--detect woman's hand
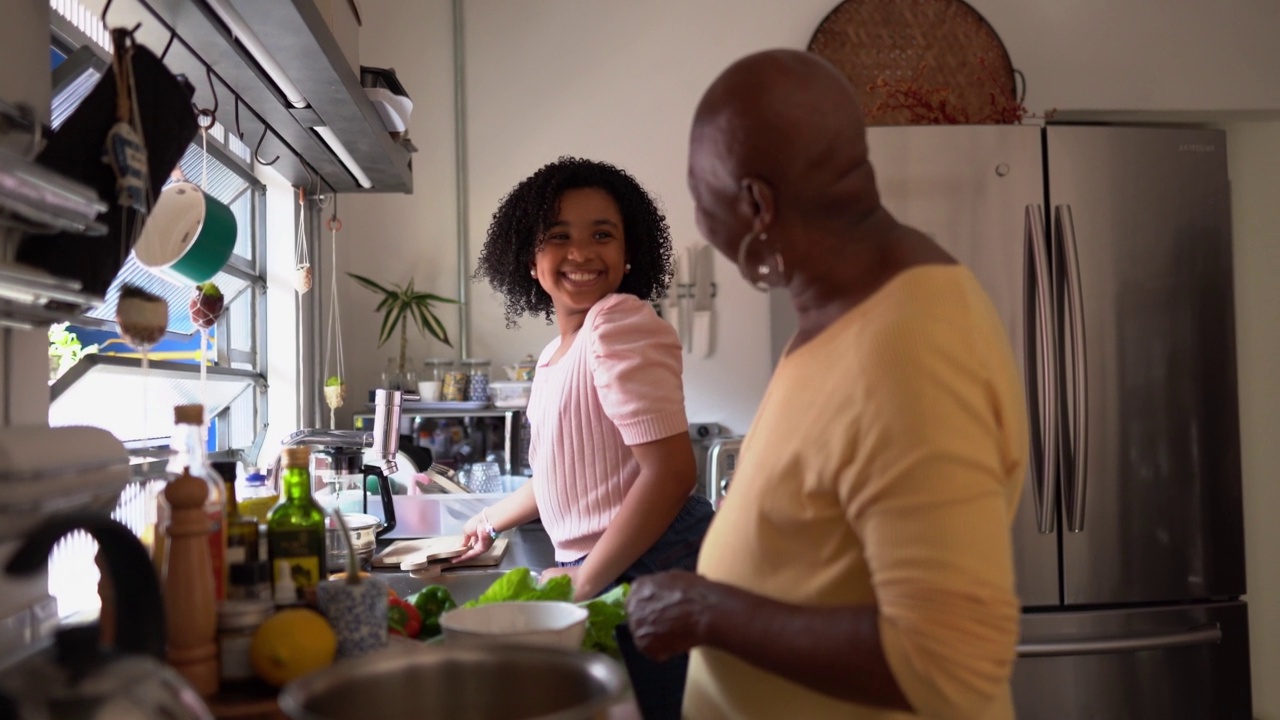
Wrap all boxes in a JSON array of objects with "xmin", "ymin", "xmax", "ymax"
[
  {"xmin": 626, "ymin": 570, "xmax": 719, "ymax": 662},
  {"xmin": 453, "ymin": 513, "xmax": 494, "ymax": 563}
]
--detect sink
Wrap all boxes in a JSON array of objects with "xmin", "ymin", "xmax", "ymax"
[{"xmin": 378, "ymin": 568, "xmax": 514, "ymax": 605}]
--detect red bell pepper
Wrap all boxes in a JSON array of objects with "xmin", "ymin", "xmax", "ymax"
[{"xmin": 388, "ymin": 596, "xmax": 422, "ymax": 638}]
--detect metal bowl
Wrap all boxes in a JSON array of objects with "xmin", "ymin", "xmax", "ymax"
[
  {"xmin": 325, "ymin": 513, "xmax": 381, "ymax": 572},
  {"xmin": 278, "ymin": 643, "xmax": 627, "ymax": 720}
]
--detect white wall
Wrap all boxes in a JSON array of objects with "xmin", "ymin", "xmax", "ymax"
[{"xmin": 1226, "ymin": 121, "xmax": 1280, "ymax": 719}]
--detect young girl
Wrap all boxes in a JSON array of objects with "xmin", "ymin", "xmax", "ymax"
[{"xmin": 461, "ymin": 156, "xmax": 713, "ymax": 719}]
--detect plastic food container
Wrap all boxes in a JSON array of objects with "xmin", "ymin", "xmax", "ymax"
[{"xmin": 489, "ymin": 381, "xmax": 532, "ymax": 408}]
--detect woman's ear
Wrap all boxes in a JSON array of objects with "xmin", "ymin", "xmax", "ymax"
[{"xmin": 739, "ymin": 177, "xmax": 775, "ymax": 232}]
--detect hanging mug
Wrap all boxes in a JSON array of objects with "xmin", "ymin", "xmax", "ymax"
[{"xmin": 134, "ymin": 182, "xmax": 237, "ymax": 285}]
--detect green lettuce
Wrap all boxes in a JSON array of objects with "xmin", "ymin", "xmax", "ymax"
[{"xmin": 462, "ymin": 567, "xmax": 630, "ymax": 657}]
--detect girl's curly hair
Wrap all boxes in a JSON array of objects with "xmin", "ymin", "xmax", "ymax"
[{"xmin": 475, "ymin": 156, "xmax": 674, "ymax": 327}]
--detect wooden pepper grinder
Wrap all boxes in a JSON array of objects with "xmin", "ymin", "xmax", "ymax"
[{"xmin": 163, "ymin": 405, "xmax": 219, "ymax": 696}]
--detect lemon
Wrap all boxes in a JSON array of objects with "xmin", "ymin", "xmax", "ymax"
[{"xmin": 250, "ymin": 608, "xmax": 337, "ymax": 687}]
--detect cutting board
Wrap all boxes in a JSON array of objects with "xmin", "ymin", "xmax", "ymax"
[{"xmin": 373, "ymin": 536, "xmax": 508, "ymax": 570}]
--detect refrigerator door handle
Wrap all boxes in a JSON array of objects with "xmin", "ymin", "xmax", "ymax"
[
  {"xmin": 1017, "ymin": 622, "xmax": 1222, "ymax": 658},
  {"xmin": 1025, "ymin": 204, "xmax": 1057, "ymax": 534},
  {"xmin": 1055, "ymin": 204, "xmax": 1089, "ymax": 532}
]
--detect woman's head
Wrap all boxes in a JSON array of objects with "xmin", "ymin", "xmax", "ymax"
[{"xmin": 476, "ymin": 157, "xmax": 674, "ymax": 326}]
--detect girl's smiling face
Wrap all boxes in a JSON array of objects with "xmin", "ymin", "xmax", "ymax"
[{"xmin": 533, "ymin": 187, "xmax": 628, "ymax": 323}]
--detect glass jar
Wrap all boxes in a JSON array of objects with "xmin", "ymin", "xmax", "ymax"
[
  {"xmin": 463, "ymin": 358, "xmax": 492, "ymax": 403},
  {"xmin": 440, "ymin": 360, "xmax": 469, "ymax": 402},
  {"xmin": 218, "ymin": 599, "xmax": 274, "ymax": 683},
  {"xmin": 420, "ymin": 358, "xmax": 451, "ymax": 402}
]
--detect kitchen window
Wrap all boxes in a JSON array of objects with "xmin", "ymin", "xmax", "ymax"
[{"xmin": 44, "ymin": 0, "xmax": 278, "ymax": 618}]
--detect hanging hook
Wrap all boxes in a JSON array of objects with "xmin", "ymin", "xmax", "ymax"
[
  {"xmin": 233, "ymin": 96, "xmax": 243, "ymax": 141},
  {"xmin": 253, "ymin": 125, "xmax": 280, "ymax": 166},
  {"xmin": 101, "ymin": 0, "xmax": 114, "ymax": 28},
  {"xmin": 326, "ymin": 194, "xmax": 341, "ymax": 231},
  {"xmin": 160, "ymin": 31, "xmax": 176, "ymax": 62},
  {"xmin": 191, "ymin": 65, "xmax": 219, "ymax": 121}
]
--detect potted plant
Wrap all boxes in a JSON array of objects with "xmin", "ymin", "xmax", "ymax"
[
  {"xmin": 48, "ymin": 322, "xmax": 99, "ymax": 382},
  {"xmin": 348, "ymin": 273, "xmax": 457, "ymax": 390}
]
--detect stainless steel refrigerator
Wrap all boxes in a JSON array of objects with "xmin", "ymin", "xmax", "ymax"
[{"xmin": 769, "ymin": 124, "xmax": 1250, "ymax": 719}]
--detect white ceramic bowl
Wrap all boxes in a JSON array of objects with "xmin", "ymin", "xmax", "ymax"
[{"xmin": 440, "ymin": 601, "xmax": 587, "ymax": 651}]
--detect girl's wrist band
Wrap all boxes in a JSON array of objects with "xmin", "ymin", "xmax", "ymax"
[{"xmin": 481, "ymin": 508, "xmax": 499, "ymax": 541}]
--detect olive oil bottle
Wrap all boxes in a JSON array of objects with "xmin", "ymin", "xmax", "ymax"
[{"xmin": 266, "ymin": 447, "xmax": 326, "ymax": 605}]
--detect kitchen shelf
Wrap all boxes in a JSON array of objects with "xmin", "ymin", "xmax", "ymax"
[{"xmin": 133, "ymin": 0, "xmax": 413, "ymax": 193}]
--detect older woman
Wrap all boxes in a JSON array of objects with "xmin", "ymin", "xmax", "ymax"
[{"xmin": 625, "ymin": 49, "xmax": 1028, "ymax": 720}]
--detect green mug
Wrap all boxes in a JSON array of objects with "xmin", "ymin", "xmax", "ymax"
[{"xmin": 134, "ymin": 182, "xmax": 237, "ymax": 285}]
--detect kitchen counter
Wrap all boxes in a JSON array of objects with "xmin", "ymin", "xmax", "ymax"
[
  {"xmin": 368, "ymin": 523, "xmax": 643, "ymax": 719},
  {"xmin": 373, "ymin": 521, "xmax": 556, "ymax": 603}
]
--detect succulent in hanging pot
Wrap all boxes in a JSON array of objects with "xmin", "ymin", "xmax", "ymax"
[
  {"xmin": 188, "ymin": 282, "xmax": 224, "ymax": 330},
  {"xmin": 116, "ymin": 284, "xmax": 169, "ymax": 350},
  {"xmin": 323, "ymin": 376, "xmax": 346, "ymax": 410},
  {"xmin": 294, "ymin": 264, "xmax": 313, "ymax": 295}
]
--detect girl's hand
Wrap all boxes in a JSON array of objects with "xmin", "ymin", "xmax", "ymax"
[
  {"xmin": 454, "ymin": 514, "xmax": 494, "ymax": 563},
  {"xmin": 539, "ymin": 565, "xmax": 595, "ymax": 601}
]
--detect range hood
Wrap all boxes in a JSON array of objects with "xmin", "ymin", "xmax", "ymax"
[{"xmin": 123, "ymin": 0, "xmax": 413, "ymax": 194}]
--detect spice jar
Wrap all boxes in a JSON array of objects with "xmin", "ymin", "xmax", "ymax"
[
  {"xmin": 440, "ymin": 360, "xmax": 468, "ymax": 402},
  {"xmin": 217, "ymin": 599, "xmax": 274, "ymax": 684},
  {"xmin": 463, "ymin": 358, "xmax": 492, "ymax": 403}
]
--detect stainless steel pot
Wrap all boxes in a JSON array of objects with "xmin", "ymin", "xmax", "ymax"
[
  {"xmin": 326, "ymin": 512, "xmax": 381, "ymax": 571},
  {"xmin": 279, "ymin": 644, "xmax": 627, "ymax": 720}
]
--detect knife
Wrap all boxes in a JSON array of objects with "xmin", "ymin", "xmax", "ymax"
[{"xmin": 692, "ymin": 244, "xmax": 714, "ymax": 358}]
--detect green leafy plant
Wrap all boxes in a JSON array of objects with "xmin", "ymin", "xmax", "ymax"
[
  {"xmin": 47, "ymin": 323, "xmax": 99, "ymax": 382},
  {"xmin": 325, "ymin": 375, "xmax": 343, "ymax": 387},
  {"xmin": 348, "ymin": 273, "xmax": 457, "ymax": 380}
]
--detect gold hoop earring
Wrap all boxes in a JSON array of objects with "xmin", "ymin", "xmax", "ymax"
[{"xmin": 736, "ymin": 230, "xmax": 785, "ymax": 292}]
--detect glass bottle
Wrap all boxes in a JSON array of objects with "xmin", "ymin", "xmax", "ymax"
[
  {"xmin": 164, "ymin": 404, "xmax": 227, "ymax": 601},
  {"xmin": 214, "ymin": 461, "xmax": 259, "ymax": 570},
  {"xmin": 267, "ymin": 446, "xmax": 326, "ymax": 606},
  {"xmin": 237, "ymin": 468, "xmax": 280, "ymax": 524}
]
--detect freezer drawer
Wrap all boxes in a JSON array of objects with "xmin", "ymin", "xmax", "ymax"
[{"xmin": 1012, "ymin": 601, "xmax": 1251, "ymax": 720}]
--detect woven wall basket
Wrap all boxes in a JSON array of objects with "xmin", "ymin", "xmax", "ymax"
[{"xmin": 808, "ymin": 0, "xmax": 1020, "ymax": 125}]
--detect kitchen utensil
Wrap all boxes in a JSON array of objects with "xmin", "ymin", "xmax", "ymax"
[
  {"xmin": 426, "ymin": 463, "xmax": 470, "ymax": 494},
  {"xmin": 439, "ymin": 601, "xmax": 588, "ymax": 651},
  {"xmin": 0, "ymin": 512, "xmax": 213, "ymax": 720},
  {"xmin": 133, "ymin": 182, "xmax": 237, "ymax": 285},
  {"xmin": 278, "ymin": 643, "xmax": 626, "ymax": 720},
  {"xmin": 311, "ymin": 447, "xmax": 397, "ymax": 537},
  {"xmin": 371, "ymin": 534, "xmax": 470, "ymax": 570},
  {"xmin": 395, "ymin": 538, "xmax": 509, "ymax": 577},
  {"xmin": 324, "ymin": 512, "xmax": 382, "ymax": 571},
  {"xmin": 692, "ymin": 244, "xmax": 715, "ymax": 358}
]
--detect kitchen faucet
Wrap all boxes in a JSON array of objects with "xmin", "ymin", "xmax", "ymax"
[{"xmin": 278, "ymin": 388, "xmax": 417, "ymax": 474}]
